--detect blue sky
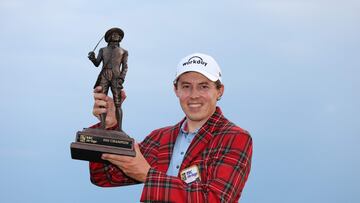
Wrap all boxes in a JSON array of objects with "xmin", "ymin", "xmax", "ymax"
[{"xmin": 0, "ymin": 0, "xmax": 359, "ymax": 202}]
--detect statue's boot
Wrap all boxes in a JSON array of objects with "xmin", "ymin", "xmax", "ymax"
[
  {"xmin": 100, "ymin": 113, "xmax": 107, "ymax": 129},
  {"xmin": 115, "ymin": 107, "xmax": 124, "ymax": 132}
]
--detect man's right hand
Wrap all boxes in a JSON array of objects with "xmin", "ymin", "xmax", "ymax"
[
  {"xmin": 88, "ymin": 51, "xmax": 96, "ymax": 60},
  {"xmin": 93, "ymin": 86, "xmax": 116, "ymax": 128},
  {"xmin": 93, "ymin": 86, "xmax": 127, "ymax": 128}
]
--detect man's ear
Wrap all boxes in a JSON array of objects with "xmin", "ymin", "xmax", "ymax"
[
  {"xmin": 217, "ymin": 85, "xmax": 224, "ymax": 100},
  {"xmin": 174, "ymin": 85, "xmax": 180, "ymax": 98}
]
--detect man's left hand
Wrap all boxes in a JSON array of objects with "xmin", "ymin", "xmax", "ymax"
[{"xmin": 101, "ymin": 143, "xmax": 150, "ymax": 182}]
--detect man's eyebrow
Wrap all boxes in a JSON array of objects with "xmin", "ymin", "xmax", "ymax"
[
  {"xmin": 199, "ymin": 82, "xmax": 210, "ymax": 85},
  {"xmin": 179, "ymin": 81, "xmax": 210, "ymax": 85}
]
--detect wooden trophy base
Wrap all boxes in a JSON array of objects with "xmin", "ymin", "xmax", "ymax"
[{"xmin": 70, "ymin": 128, "xmax": 135, "ymax": 163}]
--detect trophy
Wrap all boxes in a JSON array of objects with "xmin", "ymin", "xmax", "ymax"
[{"xmin": 71, "ymin": 27, "xmax": 135, "ymax": 163}]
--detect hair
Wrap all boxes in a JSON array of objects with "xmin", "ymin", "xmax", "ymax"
[
  {"xmin": 174, "ymin": 79, "xmax": 222, "ymax": 90},
  {"xmin": 214, "ymin": 80, "xmax": 222, "ymax": 89}
]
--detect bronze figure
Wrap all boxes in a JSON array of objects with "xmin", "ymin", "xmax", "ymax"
[
  {"xmin": 88, "ymin": 27, "xmax": 128, "ymax": 131},
  {"xmin": 71, "ymin": 27, "xmax": 135, "ymax": 163}
]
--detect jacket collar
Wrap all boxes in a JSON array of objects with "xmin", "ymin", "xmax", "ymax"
[
  {"xmin": 179, "ymin": 106, "xmax": 224, "ymax": 172},
  {"xmin": 155, "ymin": 107, "xmax": 225, "ymax": 174},
  {"xmin": 178, "ymin": 106, "xmax": 224, "ymax": 136}
]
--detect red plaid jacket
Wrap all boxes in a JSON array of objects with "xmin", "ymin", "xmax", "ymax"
[{"xmin": 90, "ymin": 107, "xmax": 253, "ymax": 202}]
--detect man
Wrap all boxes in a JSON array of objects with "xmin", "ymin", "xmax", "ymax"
[
  {"xmin": 89, "ymin": 53, "xmax": 253, "ymax": 202},
  {"xmin": 88, "ymin": 27, "xmax": 128, "ymax": 131}
]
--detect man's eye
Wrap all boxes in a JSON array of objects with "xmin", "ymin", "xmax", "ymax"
[
  {"xmin": 182, "ymin": 85, "xmax": 190, "ymax": 89},
  {"xmin": 201, "ymin": 85, "xmax": 209, "ymax": 89}
]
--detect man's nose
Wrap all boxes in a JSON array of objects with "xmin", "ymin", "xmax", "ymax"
[{"xmin": 189, "ymin": 88, "xmax": 200, "ymax": 98}]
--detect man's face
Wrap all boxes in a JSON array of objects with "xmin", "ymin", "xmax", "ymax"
[
  {"xmin": 174, "ymin": 72, "xmax": 224, "ymax": 123},
  {"xmin": 110, "ymin": 32, "xmax": 121, "ymax": 42}
]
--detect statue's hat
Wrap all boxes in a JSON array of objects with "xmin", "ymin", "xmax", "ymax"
[{"xmin": 104, "ymin": 27, "xmax": 124, "ymax": 42}]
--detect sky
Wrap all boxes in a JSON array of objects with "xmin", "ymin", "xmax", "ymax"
[{"xmin": 0, "ymin": 0, "xmax": 359, "ymax": 202}]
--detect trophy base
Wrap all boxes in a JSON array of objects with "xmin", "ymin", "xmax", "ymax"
[{"xmin": 70, "ymin": 128, "xmax": 136, "ymax": 163}]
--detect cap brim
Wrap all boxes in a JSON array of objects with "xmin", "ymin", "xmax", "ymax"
[{"xmin": 174, "ymin": 68, "xmax": 219, "ymax": 83}]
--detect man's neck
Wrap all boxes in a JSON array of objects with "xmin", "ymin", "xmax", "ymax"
[
  {"xmin": 108, "ymin": 41, "xmax": 120, "ymax": 47},
  {"xmin": 185, "ymin": 108, "xmax": 217, "ymax": 133},
  {"xmin": 186, "ymin": 118, "xmax": 208, "ymax": 133}
]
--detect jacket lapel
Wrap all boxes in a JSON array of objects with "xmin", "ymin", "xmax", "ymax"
[
  {"xmin": 155, "ymin": 121, "xmax": 182, "ymax": 173},
  {"xmin": 179, "ymin": 107, "xmax": 223, "ymax": 171},
  {"xmin": 179, "ymin": 126, "xmax": 213, "ymax": 171}
]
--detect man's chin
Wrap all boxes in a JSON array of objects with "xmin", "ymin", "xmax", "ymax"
[{"xmin": 186, "ymin": 113, "xmax": 206, "ymax": 122}]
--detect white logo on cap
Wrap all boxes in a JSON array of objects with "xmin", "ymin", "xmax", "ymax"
[{"xmin": 182, "ymin": 56, "xmax": 208, "ymax": 67}]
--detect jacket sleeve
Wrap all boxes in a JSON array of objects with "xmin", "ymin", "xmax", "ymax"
[
  {"xmin": 89, "ymin": 162, "xmax": 139, "ymax": 187},
  {"xmin": 89, "ymin": 125, "xmax": 160, "ymax": 187},
  {"xmin": 140, "ymin": 133, "xmax": 253, "ymax": 203}
]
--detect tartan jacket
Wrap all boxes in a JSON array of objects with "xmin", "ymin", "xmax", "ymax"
[{"xmin": 89, "ymin": 107, "xmax": 253, "ymax": 203}]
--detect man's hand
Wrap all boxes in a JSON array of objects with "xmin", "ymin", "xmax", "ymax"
[
  {"xmin": 102, "ymin": 143, "xmax": 150, "ymax": 182},
  {"xmin": 88, "ymin": 51, "xmax": 96, "ymax": 60},
  {"xmin": 93, "ymin": 86, "xmax": 126, "ymax": 128}
]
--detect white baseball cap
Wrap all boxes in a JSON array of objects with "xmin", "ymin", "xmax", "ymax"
[{"xmin": 174, "ymin": 53, "xmax": 222, "ymax": 84}]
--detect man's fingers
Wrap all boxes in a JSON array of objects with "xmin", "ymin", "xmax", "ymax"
[
  {"xmin": 94, "ymin": 99, "xmax": 107, "ymax": 108},
  {"xmin": 92, "ymin": 107, "xmax": 106, "ymax": 117},
  {"xmin": 93, "ymin": 86, "xmax": 103, "ymax": 93},
  {"xmin": 134, "ymin": 143, "xmax": 141, "ymax": 153},
  {"xmin": 94, "ymin": 92, "xmax": 107, "ymax": 101},
  {"xmin": 93, "ymin": 86, "xmax": 108, "ymax": 101},
  {"xmin": 92, "ymin": 98, "xmax": 107, "ymax": 116},
  {"xmin": 121, "ymin": 90, "xmax": 127, "ymax": 100},
  {"xmin": 102, "ymin": 154, "xmax": 131, "ymax": 163}
]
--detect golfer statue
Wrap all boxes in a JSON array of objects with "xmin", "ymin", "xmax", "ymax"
[{"xmin": 88, "ymin": 27, "xmax": 128, "ymax": 131}]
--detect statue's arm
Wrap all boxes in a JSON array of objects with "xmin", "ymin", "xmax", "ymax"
[
  {"xmin": 120, "ymin": 50, "xmax": 128, "ymax": 81},
  {"xmin": 88, "ymin": 49, "xmax": 103, "ymax": 67}
]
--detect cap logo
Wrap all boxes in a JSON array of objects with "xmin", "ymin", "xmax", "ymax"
[{"xmin": 183, "ymin": 56, "xmax": 208, "ymax": 67}]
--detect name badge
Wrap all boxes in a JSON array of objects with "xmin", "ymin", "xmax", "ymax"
[{"xmin": 180, "ymin": 165, "xmax": 201, "ymax": 184}]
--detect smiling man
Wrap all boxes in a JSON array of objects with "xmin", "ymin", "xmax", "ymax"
[{"xmin": 89, "ymin": 53, "xmax": 253, "ymax": 202}]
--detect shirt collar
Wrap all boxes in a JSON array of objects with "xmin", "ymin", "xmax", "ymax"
[
  {"xmin": 177, "ymin": 106, "xmax": 224, "ymax": 136},
  {"xmin": 180, "ymin": 120, "xmax": 200, "ymax": 135}
]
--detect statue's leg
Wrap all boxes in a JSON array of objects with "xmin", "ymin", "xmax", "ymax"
[
  {"xmin": 99, "ymin": 77, "xmax": 110, "ymax": 129},
  {"xmin": 115, "ymin": 106, "xmax": 123, "ymax": 132},
  {"xmin": 111, "ymin": 83, "xmax": 123, "ymax": 131}
]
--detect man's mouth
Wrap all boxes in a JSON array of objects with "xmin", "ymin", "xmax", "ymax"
[{"xmin": 188, "ymin": 103, "xmax": 202, "ymax": 108}]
